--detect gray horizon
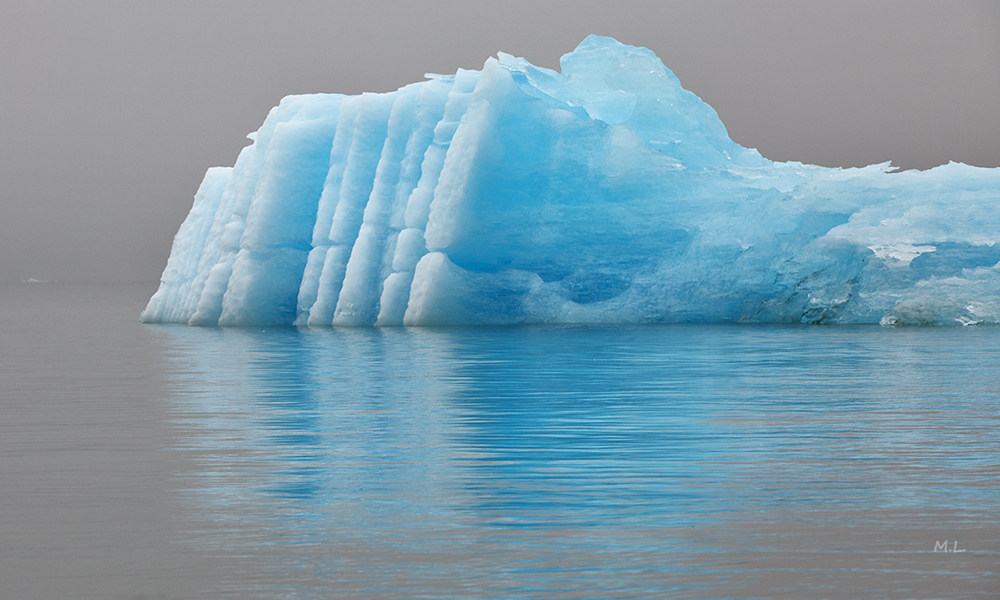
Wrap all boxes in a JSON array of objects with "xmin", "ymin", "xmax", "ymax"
[{"xmin": 1, "ymin": 0, "xmax": 997, "ymax": 284}]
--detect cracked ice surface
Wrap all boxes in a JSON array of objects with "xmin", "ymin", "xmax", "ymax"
[{"xmin": 142, "ymin": 35, "xmax": 1000, "ymax": 327}]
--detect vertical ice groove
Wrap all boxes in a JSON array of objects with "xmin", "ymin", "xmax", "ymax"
[
  {"xmin": 403, "ymin": 61, "xmax": 514, "ymax": 326},
  {"xmin": 177, "ymin": 146, "xmax": 253, "ymax": 322},
  {"xmin": 375, "ymin": 69, "xmax": 482, "ymax": 325},
  {"xmin": 425, "ymin": 59, "xmax": 510, "ymax": 252},
  {"xmin": 218, "ymin": 94, "xmax": 343, "ymax": 326},
  {"xmin": 307, "ymin": 92, "xmax": 397, "ymax": 325},
  {"xmin": 140, "ymin": 167, "xmax": 231, "ymax": 323},
  {"xmin": 401, "ymin": 70, "xmax": 483, "ymax": 231},
  {"xmin": 294, "ymin": 97, "xmax": 359, "ymax": 325},
  {"xmin": 333, "ymin": 85, "xmax": 421, "ymax": 326},
  {"xmin": 189, "ymin": 96, "xmax": 312, "ymax": 325},
  {"xmin": 371, "ymin": 78, "xmax": 455, "ymax": 326}
]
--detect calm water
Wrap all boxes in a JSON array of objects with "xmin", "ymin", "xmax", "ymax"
[{"xmin": 1, "ymin": 283, "xmax": 998, "ymax": 599}]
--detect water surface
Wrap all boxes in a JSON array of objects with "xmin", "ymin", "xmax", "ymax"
[{"xmin": 2, "ymin": 283, "xmax": 997, "ymax": 599}]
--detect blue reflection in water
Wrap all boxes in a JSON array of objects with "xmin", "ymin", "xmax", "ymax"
[{"xmin": 151, "ymin": 324, "xmax": 1000, "ymax": 599}]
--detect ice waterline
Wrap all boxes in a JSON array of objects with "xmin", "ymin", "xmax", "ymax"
[{"xmin": 142, "ymin": 36, "xmax": 1000, "ymax": 327}]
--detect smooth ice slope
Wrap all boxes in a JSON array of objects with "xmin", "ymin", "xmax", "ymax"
[{"xmin": 143, "ymin": 36, "xmax": 1000, "ymax": 327}]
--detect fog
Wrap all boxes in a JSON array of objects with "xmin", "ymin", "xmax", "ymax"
[{"xmin": 1, "ymin": 0, "xmax": 997, "ymax": 283}]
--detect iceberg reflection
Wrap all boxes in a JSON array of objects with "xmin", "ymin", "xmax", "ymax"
[{"xmin": 151, "ymin": 324, "xmax": 1000, "ymax": 598}]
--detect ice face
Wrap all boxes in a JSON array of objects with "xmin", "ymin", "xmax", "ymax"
[{"xmin": 142, "ymin": 35, "xmax": 1000, "ymax": 327}]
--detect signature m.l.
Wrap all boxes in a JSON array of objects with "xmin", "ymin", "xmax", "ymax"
[{"xmin": 934, "ymin": 541, "xmax": 966, "ymax": 553}]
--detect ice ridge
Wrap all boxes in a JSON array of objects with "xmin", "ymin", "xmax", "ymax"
[{"xmin": 142, "ymin": 35, "xmax": 1000, "ymax": 327}]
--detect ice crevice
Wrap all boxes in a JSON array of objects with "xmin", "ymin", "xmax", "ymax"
[{"xmin": 142, "ymin": 35, "xmax": 1000, "ymax": 327}]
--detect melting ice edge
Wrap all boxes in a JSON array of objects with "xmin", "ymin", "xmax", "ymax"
[{"xmin": 143, "ymin": 36, "xmax": 1000, "ymax": 327}]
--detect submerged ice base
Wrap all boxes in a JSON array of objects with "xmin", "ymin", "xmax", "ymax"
[{"xmin": 143, "ymin": 36, "xmax": 1000, "ymax": 327}]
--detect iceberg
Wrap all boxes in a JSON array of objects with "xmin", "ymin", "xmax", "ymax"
[{"xmin": 142, "ymin": 35, "xmax": 1000, "ymax": 327}]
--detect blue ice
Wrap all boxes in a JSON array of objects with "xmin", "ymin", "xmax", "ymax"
[{"xmin": 142, "ymin": 35, "xmax": 1000, "ymax": 327}]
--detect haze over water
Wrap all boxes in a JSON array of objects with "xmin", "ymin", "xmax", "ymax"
[{"xmin": 2, "ymin": 283, "xmax": 997, "ymax": 599}]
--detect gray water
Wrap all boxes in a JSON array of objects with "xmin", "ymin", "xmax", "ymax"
[{"xmin": 1, "ymin": 283, "xmax": 997, "ymax": 599}]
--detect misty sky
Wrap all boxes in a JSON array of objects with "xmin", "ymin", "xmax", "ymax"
[{"xmin": 1, "ymin": 0, "xmax": 998, "ymax": 283}]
